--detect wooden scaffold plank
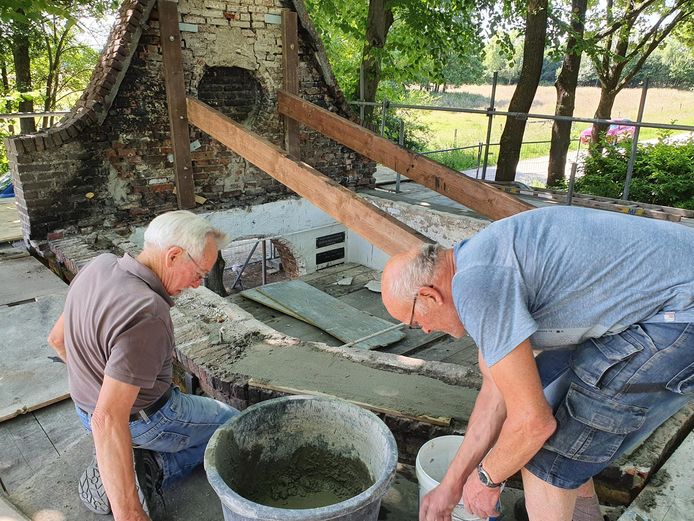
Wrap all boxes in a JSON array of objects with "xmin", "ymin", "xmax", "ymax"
[
  {"xmin": 186, "ymin": 97, "xmax": 431, "ymax": 256},
  {"xmin": 277, "ymin": 90, "xmax": 533, "ymax": 221}
]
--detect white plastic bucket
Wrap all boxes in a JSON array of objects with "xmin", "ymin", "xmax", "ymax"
[{"xmin": 415, "ymin": 435, "xmax": 486, "ymax": 521}]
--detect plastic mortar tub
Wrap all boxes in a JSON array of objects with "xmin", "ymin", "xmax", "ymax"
[
  {"xmin": 204, "ymin": 395, "xmax": 398, "ymax": 521},
  {"xmin": 416, "ymin": 435, "xmax": 487, "ymax": 521}
]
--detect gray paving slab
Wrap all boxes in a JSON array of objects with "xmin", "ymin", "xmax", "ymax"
[
  {"xmin": 618, "ymin": 431, "xmax": 694, "ymax": 521},
  {"xmin": 0, "ymin": 293, "xmax": 69, "ymax": 422},
  {"xmin": 0, "ymin": 254, "xmax": 67, "ymax": 306}
]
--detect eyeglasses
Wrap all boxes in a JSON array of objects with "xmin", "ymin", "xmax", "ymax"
[
  {"xmin": 407, "ymin": 292, "xmax": 420, "ymax": 329},
  {"xmin": 185, "ymin": 251, "xmax": 209, "ymax": 280},
  {"xmin": 407, "ymin": 285, "xmax": 433, "ymax": 330}
]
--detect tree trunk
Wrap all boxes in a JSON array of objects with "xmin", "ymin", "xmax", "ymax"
[
  {"xmin": 495, "ymin": 0, "xmax": 548, "ymax": 182},
  {"xmin": 12, "ymin": 13, "xmax": 36, "ymax": 135},
  {"xmin": 358, "ymin": 0, "xmax": 393, "ymax": 127},
  {"xmin": 1, "ymin": 56, "xmax": 15, "ymax": 135},
  {"xmin": 547, "ymin": 0, "xmax": 588, "ymax": 187},
  {"xmin": 592, "ymin": 87, "xmax": 618, "ymax": 133}
]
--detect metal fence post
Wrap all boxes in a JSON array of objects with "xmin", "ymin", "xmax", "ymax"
[
  {"xmin": 396, "ymin": 119, "xmax": 404, "ymax": 193},
  {"xmin": 380, "ymin": 99, "xmax": 388, "ymax": 137},
  {"xmin": 622, "ymin": 79, "xmax": 649, "ymax": 201},
  {"xmin": 567, "ymin": 162, "xmax": 578, "ymax": 205},
  {"xmin": 481, "ymin": 72, "xmax": 498, "ymax": 180},
  {"xmin": 475, "ymin": 142, "xmax": 483, "ymax": 179}
]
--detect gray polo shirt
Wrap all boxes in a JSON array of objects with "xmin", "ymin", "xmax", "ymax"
[{"xmin": 64, "ymin": 253, "xmax": 175, "ymax": 413}]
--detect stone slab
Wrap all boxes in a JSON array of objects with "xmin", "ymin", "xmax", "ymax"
[
  {"xmin": 243, "ymin": 280, "xmax": 405, "ymax": 349},
  {"xmin": 0, "ymin": 294, "xmax": 69, "ymax": 422},
  {"xmin": 0, "ymin": 197, "xmax": 22, "ymax": 243},
  {"xmin": 618, "ymin": 431, "xmax": 694, "ymax": 520},
  {"xmin": 0, "ymin": 254, "xmax": 67, "ymax": 306},
  {"xmin": 0, "ymin": 496, "xmax": 30, "ymax": 521}
]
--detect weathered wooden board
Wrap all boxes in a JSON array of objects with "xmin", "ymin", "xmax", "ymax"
[
  {"xmin": 242, "ymin": 280, "xmax": 405, "ymax": 349},
  {"xmin": 0, "ymin": 496, "xmax": 30, "ymax": 520},
  {"xmin": 0, "ymin": 254, "xmax": 67, "ymax": 306},
  {"xmin": 0, "ymin": 294, "xmax": 69, "ymax": 422},
  {"xmin": 0, "ymin": 197, "xmax": 22, "ymax": 243},
  {"xmin": 187, "ymin": 97, "xmax": 430, "ymax": 256}
]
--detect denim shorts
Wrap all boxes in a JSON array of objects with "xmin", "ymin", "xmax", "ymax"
[
  {"xmin": 76, "ymin": 386, "xmax": 238, "ymax": 485},
  {"xmin": 525, "ymin": 322, "xmax": 694, "ymax": 489}
]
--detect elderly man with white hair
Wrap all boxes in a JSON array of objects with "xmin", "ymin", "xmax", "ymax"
[
  {"xmin": 48, "ymin": 210, "xmax": 238, "ymax": 521},
  {"xmin": 381, "ymin": 206, "xmax": 694, "ymax": 521}
]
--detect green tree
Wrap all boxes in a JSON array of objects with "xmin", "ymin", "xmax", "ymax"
[
  {"xmin": 305, "ymin": 0, "xmax": 483, "ymax": 125},
  {"xmin": 547, "ymin": 0, "xmax": 588, "ymax": 187},
  {"xmin": 584, "ymin": 0, "xmax": 694, "ymax": 142},
  {"xmin": 0, "ymin": 0, "xmax": 115, "ymax": 134},
  {"xmin": 495, "ymin": 0, "xmax": 549, "ymax": 182},
  {"xmin": 482, "ymin": 31, "xmax": 524, "ymax": 84}
]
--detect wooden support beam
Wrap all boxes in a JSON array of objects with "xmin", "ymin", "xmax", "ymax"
[
  {"xmin": 158, "ymin": 0, "xmax": 195, "ymax": 209},
  {"xmin": 282, "ymin": 10, "xmax": 300, "ymax": 158},
  {"xmin": 277, "ymin": 90, "xmax": 534, "ymax": 221},
  {"xmin": 187, "ymin": 97, "xmax": 431, "ymax": 256}
]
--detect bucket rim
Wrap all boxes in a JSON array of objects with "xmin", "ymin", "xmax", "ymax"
[
  {"xmin": 415, "ymin": 435, "xmax": 465, "ymax": 484},
  {"xmin": 204, "ymin": 395, "xmax": 398, "ymax": 521}
]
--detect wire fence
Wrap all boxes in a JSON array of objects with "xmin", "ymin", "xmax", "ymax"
[{"xmin": 351, "ymin": 75, "xmax": 694, "ymax": 200}]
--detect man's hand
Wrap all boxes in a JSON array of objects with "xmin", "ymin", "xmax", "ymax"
[
  {"xmin": 462, "ymin": 469, "xmax": 501, "ymax": 519},
  {"xmin": 419, "ymin": 481, "xmax": 462, "ymax": 521}
]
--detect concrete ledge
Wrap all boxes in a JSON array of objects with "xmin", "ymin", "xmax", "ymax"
[{"xmin": 618, "ymin": 430, "xmax": 694, "ymax": 520}]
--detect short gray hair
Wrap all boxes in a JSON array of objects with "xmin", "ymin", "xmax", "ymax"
[
  {"xmin": 143, "ymin": 210, "xmax": 228, "ymax": 258},
  {"xmin": 389, "ymin": 243, "xmax": 445, "ymax": 300}
]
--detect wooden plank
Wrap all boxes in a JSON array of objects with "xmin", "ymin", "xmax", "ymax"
[
  {"xmin": 0, "ymin": 254, "xmax": 67, "ymax": 306},
  {"xmin": 0, "ymin": 295, "xmax": 69, "ymax": 423},
  {"xmin": 282, "ymin": 10, "xmax": 300, "ymax": 158},
  {"xmin": 187, "ymin": 97, "xmax": 430, "ymax": 256},
  {"xmin": 0, "ymin": 412, "xmax": 60, "ymax": 491},
  {"xmin": 0, "ymin": 495, "xmax": 30, "ymax": 520},
  {"xmin": 496, "ymin": 185, "xmax": 681, "ymax": 222},
  {"xmin": 0, "ymin": 197, "xmax": 22, "ymax": 243},
  {"xmin": 248, "ymin": 379, "xmax": 452, "ymax": 427},
  {"xmin": 276, "ymin": 90, "xmax": 533, "ymax": 221},
  {"xmin": 158, "ymin": 0, "xmax": 195, "ymax": 209},
  {"xmin": 246, "ymin": 280, "xmax": 405, "ymax": 349}
]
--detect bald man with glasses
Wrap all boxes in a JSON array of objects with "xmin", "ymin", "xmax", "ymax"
[{"xmin": 381, "ymin": 206, "xmax": 694, "ymax": 521}]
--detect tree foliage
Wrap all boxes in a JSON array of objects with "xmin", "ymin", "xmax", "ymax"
[
  {"xmin": 576, "ymin": 139, "xmax": 694, "ymax": 210},
  {"xmin": 305, "ymin": 0, "xmax": 485, "ymax": 102}
]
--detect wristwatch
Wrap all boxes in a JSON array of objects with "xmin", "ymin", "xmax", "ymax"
[{"xmin": 477, "ymin": 462, "xmax": 505, "ymax": 488}]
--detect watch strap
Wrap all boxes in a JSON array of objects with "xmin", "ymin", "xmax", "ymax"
[{"xmin": 477, "ymin": 463, "xmax": 504, "ymax": 488}]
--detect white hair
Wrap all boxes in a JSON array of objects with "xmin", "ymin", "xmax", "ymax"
[
  {"xmin": 143, "ymin": 210, "xmax": 228, "ymax": 258},
  {"xmin": 389, "ymin": 243, "xmax": 444, "ymax": 300}
]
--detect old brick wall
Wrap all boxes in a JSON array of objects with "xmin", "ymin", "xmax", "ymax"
[{"xmin": 6, "ymin": 0, "xmax": 374, "ymax": 247}]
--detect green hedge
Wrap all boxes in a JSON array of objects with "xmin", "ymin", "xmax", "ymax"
[{"xmin": 575, "ymin": 139, "xmax": 694, "ymax": 210}]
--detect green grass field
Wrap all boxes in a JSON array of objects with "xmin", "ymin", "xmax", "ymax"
[{"xmin": 399, "ymin": 85, "xmax": 694, "ymax": 166}]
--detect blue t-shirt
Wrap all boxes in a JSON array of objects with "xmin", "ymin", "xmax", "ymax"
[{"xmin": 452, "ymin": 206, "xmax": 694, "ymax": 366}]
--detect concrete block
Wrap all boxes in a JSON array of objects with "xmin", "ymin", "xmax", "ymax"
[{"xmin": 618, "ymin": 432, "xmax": 694, "ymax": 520}]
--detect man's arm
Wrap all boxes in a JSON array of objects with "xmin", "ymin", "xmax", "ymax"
[
  {"xmin": 91, "ymin": 375, "xmax": 149, "ymax": 521},
  {"xmin": 47, "ymin": 313, "xmax": 66, "ymax": 362},
  {"xmin": 419, "ymin": 353, "xmax": 507, "ymax": 520},
  {"xmin": 462, "ymin": 339, "xmax": 556, "ymax": 518}
]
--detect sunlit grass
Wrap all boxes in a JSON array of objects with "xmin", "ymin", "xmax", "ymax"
[{"xmin": 400, "ymin": 85, "xmax": 694, "ymax": 164}]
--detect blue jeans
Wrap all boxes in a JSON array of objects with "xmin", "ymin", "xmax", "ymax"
[
  {"xmin": 526, "ymin": 322, "xmax": 694, "ymax": 489},
  {"xmin": 76, "ymin": 386, "xmax": 238, "ymax": 487}
]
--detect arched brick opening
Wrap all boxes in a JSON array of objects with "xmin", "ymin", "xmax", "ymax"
[{"xmin": 197, "ymin": 66, "xmax": 263, "ymax": 124}]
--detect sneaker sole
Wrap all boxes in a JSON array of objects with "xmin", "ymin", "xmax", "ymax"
[{"xmin": 78, "ymin": 466, "xmax": 111, "ymax": 515}]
